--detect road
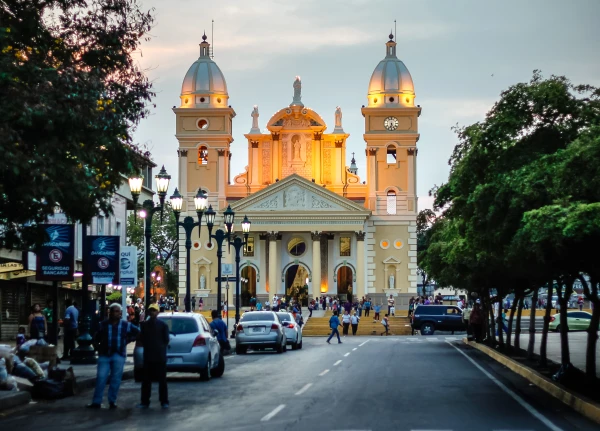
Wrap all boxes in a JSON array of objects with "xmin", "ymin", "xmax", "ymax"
[{"xmin": 1, "ymin": 336, "xmax": 597, "ymax": 431}]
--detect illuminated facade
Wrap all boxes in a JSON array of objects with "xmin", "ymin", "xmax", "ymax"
[{"xmin": 174, "ymin": 34, "xmax": 421, "ymax": 308}]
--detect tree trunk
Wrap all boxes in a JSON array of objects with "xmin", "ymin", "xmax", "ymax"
[
  {"xmin": 514, "ymin": 296, "xmax": 524, "ymax": 351},
  {"xmin": 581, "ymin": 275, "xmax": 599, "ymax": 379},
  {"xmin": 557, "ymin": 278, "xmax": 574, "ymax": 368},
  {"xmin": 506, "ymin": 295, "xmax": 518, "ymax": 348},
  {"xmin": 527, "ymin": 289, "xmax": 539, "ymax": 360},
  {"xmin": 540, "ymin": 283, "xmax": 553, "ymax": 368}
]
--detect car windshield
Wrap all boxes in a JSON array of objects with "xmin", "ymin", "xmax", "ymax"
[
  {"xmin": 240, "ymin": 312, "xmax": 275, "ymax": 322},
  {"xmin": 159, "ymin": 317, "xmax": 199, "ymax": 334},
  {"xmin": 277, "ymin": 313, "xmax": 293, "ymax": 322}
]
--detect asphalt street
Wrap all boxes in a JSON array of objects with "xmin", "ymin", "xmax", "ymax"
[{"xmin": 1, "ymin": 335, "xmax": 598, "ymax": 431}]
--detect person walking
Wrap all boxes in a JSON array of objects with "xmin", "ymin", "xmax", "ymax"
[
  {"xmin": 209, "ymin": 309, "xmax": 230, "ymax": 352},
  {"xmin": 351, "ymin": 312, "xmax": 360, "ymax": 336},
  {"xmin": 87, "ymin": 304, "xmax": 140, "ymax": 409},
  {"xmin": 138, "ymin": 303, "xmax": 170, "ymax": 409},
  {"xmin": 341, "ymin": 310, "xmax": 351, "ymax": 336},
  {"xmin": 28, "ymin": 303, "xmax": 47, "ymax": 341},
  {"xmin": 43, "ymin": 300, "xmax": 57, "ymax": 344},
  {"xmin": 380, "ymin": 314, "xmax": 390, "ymax": 336},
  {"xmin": 326, "ymin": 311, "xmax": 342, "ymax": 344},
  {"xmin": 469, "ymin": 301, "xmax": 484, "ymax": 343},
  {"xmin": 408, "ymin": 297, "xmax": 415, "ymax": 319},
  {"xmin": 62, "ymin": 300, "xmax": 79, "ymax": 359},
  {"xmin": 364, "ymin": 298, "xmax": 371, "ymax": 317},
  {"xmin": 191, "ymin": 297, "xmax": 196, "ymax": 312},
  {"xmin": 357, "ymin": 300, "xmax": 363, "ymax": 318},
  {"xmin": 373, "ymin": 303, "xmax": 381, "ymax": 322}
]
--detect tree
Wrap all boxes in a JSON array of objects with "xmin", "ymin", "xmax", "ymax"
[{"xmin": 0, "ymin": 0, "xmax": 155, "ymax": 248}]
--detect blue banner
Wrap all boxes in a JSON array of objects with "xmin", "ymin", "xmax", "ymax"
[
  {"xmin": 36, "ymin": 224, "xmax": 75, "ymax": 281},
  {"xmin": 86, "ymin": 236, "xmax": 120, "ymax": 285}
]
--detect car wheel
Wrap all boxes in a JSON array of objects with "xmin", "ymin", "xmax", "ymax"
[
  {"xmin": 283, "ymin": 342, "xmax": 287, "ymax": 352},
  {"xmin": 276, "ymin": 341, "xmax": 284, "ymax": 354},
  {"xmin": 291, "ymin": 337, "xmax": 298, "ymax": 350},
  {"xmin": 212, "ymin": 353, "xmax": 225, "ymax": 378},
  {"xmin": 421, "ymin": 322, "xmax": 435, "ymax": 336},
  {"xmin": 235, "ymin": 345, "xmax": 247, "ymax": 355},
  {"xmin": 200, "ymin": 355, "xmax": 212, "ymax": 381},
  {"xmin": 298, "ymin": 340, "xmax": 303, "ymax": 349},
  {"xmin": 134, "ymin": 368, "xmax": 143, "ymax": 383},
  {"xmin": 555, "ymin": 325, "xmax": 561, "ymax": 332}
]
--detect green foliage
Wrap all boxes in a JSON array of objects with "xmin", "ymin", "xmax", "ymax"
[
  {"xmin": 106, "ymin": 291, "xmax": 122, "ymax": 303},
  {"xmin": 0, "ymin": 0, "xmax": 155, "ymax": 248}
]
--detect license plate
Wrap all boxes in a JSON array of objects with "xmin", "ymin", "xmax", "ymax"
[
  {"xmin": 167, "ymin": 357, "xmax": 183, "ymax": 364},
  {"xmin": 252, "ymin": 327, "xmax": 264, "ymax": 333}
]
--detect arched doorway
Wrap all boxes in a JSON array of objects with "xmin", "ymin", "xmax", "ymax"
[
  {"xmin": 337, "ymin": 266, "xmax": 353, "ymax": 302},
  {"xmin": 285, "ymin": 264, "xmax": 309, "ymax": 306},
  {"xmin": 240, "ymin": 266, "xmax": 257, "ymax": 306}
]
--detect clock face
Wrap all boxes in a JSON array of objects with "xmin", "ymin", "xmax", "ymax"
[{"xmin": 384, "ymin": 116, "xmax": 399, "ymax": 131}]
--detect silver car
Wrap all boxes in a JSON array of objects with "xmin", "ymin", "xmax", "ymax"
[
  {"xmin": 276, "ymin": 312, "xmax": 303, "ymax": 350},
  {"xmin": 235, "ymin": 311, "xmax": 287, "ymax": 354},
  {"xmin": 134, "ymin": 313, "xmax": 224, "ymax": 381}
]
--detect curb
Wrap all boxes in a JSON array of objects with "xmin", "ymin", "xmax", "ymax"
[
  {"xmin": 0, "ymin": 391, "xmax": 32, "ymax": 413},
  {"xmin": 462, "ymin": 338, "xmax": 600, "ymax": 424}
]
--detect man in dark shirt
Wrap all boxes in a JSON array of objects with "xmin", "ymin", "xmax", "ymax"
[
  {"xmin": 209, "ymin": 309, "xmax": 229, "ymax": 353},
  {"xmin": 138, "ymin": 303, "xmax": 170, "ymax": 409}
]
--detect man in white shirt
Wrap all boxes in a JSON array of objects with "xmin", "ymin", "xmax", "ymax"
[{"xmin": 387, "ymin": 295, "xmax": 395, "ymax": 316}]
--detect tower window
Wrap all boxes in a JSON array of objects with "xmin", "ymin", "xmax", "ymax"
[
  {"xmin": 387, "ymin": 191, "xmax": 397, "ymax": 215},
  {"xmin": 374, "ymin": 98, "xmax": 378, "ymax": 104},
  {"xmin": 389, "ymin": 97, "xmax": 395, "ymax": 103},
  {"xmin": 197, "ymin": 118, "xmax": 209, "ymax": 129},
  {"xmin": 200, "ymin": 97, "xmax": 206, "ymax": 103},
  {"xmin": 198, "ymin": 146, "xmax": 208, "ymax": 165},
  {"xmin": 387, "ymin": 145, "xmax": 397, "ymax": 164}
]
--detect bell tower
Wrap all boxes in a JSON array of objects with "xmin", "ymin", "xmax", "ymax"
[{"xmin": 361, "ymin": 33, "xmax": 421, "ymax": 215}]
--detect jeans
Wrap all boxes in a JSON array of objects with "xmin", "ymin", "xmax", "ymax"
[
  {"xmin": 141, "ymin": 361, "xmax": 168, "ymax": 405},
  {"xmin": 92, "ymin": 353, "xmax": 126, "ymax": 404},
  {"xmin": 342, "ymin": 323, "xmax": 349, "ymax": 335},
  {"xmin": 364, "ymin": 308, "xmax": 370, "ymax": 317},
  {"xmin": 63, "ymin": 328, "xmax": 77, "ymax": 358},
  {"xmin": 327, "ymin": 327, "xmax": 341, "ymax": 343},
  {"xmin": 351, "ymin": 324, "xmax": 358, "ymax": 335}
]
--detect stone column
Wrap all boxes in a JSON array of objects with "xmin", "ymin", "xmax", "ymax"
[
  {"xmin": 407, "ymin": 147, "xmax": 417, "ymax": 212},
  {"xmin": 217, "ymin": 149, "xmax": 227, "ymax": 208},
  {"xmin": 251, "ymin": 141, "xmax": 259, "ymax": 185},
  {"xmin": 355, "ymin": 231, "xmax": 366, "ymax": 298},
  {"xmin": 311, "ymin": 232, "xmax": 321, "ymax": 299},
  {"xmin": 267, "ymin": 232, "xmax": 278, "ymax": 295}
]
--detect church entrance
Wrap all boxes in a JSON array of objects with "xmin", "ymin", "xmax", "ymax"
[
  {"xmin": 337, "ymin": 266, "xmax": 353, "ymax": 302},
  {"xmin": 240, "ymin": 266, "xmax": 257, "ymax": 306},
  {"xmin": 285, "ymin": 264, "xmax": 309, "ymax": 306}
]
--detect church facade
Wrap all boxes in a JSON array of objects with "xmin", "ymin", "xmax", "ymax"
[{"xmin": 174, "ymin": 34, "xmax": 421, "ymax": 309}]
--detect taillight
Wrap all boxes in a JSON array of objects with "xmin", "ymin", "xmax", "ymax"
[
  {"xmin": 550, "ymin": 317, "xmax": 555, "ymax": 322},
  {"xmin": 271, "ymin": 323, "xmax": 279, "ymax": 330},
  {"xmin": 236, "ymin": 324, "xmax": 243, "ymax": 332},
  {"xmin": 193, "ymin": 335, "xmax": 206, "ymax": 346},
  {"xmin": 287, "ymin": 322, "xmax": 295, "ymax": 328}
]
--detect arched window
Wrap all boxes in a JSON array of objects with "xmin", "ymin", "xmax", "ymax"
[
  {"xmin": 387, "ymin": 145, "xmax": 397, "ymax": 164},
  {"xmin": 387, "ymin": 191, "xmax": 397, "ymax": 215},
  {"xmin": 198, "ymin": 146, "xmax": 208, "ymax": 165}
]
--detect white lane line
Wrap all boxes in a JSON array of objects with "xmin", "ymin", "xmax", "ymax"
[
  {"xmin": 261, "ymin": 404, "xmax": 286, "ymax": 422},
  {"xmin": 445, "ymin": 336, "xmax": 459, "ymax": 340},
  {"xmin": 447, "ymin": 342, "xmax": 563, "ymax": 431},
  {"xmin": 358, "ymin": 340, "xmax": 370, "ymax": 347},
  {"xmin": 318, "ymin": 369, "xmax": 330, "ymax": 376},
  {"xmin": 334, "ymin": 360, "xmax": 342, "ymax": 366},
  {"xmin": 352, "ymin": 348, "xmax": 357, "ymax": 351},
  {"xmin": 295, "ymin": 383, "xmax": 313, "ymax": 395},
  {"xmin": 344, "ymin": 352, "xmax": 350, "ymax": 357}
]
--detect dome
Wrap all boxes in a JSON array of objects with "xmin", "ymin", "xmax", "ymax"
[
  {"xmin": 179, "ymin": 35, "xmax": 229, "ymax": 108},
  {"xmin": 367, "ymin": 36, "xmax": 415, "ymax": 107}
]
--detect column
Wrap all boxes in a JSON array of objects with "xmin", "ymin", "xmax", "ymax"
[
  {"xmin": 355, "ymin": 231, "xmax": 366, "ymax": 298},
  {"xmin": 311, "ymin": 232, "xmax": 321, "ymax": 299},
  {"xmin": 251, "ymin": 141, "xmax": 259, "ymax": 185},
  {"xmin": 407, "ymin": 147, "xmax": 416, "ymax": 212},
  {"xmin": 217, "ymin": 149, "xmax": 227, "ymax": 207},
  {"xmin": 367, "ymin": 148, "xmax": 377, "ymax": 211},
  {"xmin": 267, "ymin": 232, "xmax": 278, "ymax": 295}
]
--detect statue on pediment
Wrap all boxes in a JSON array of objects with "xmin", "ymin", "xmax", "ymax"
[
  {"xmin": 251, "ymin": 105, "xmax": 259, "ymax": 131},
  {"xmin": 291, "ymin": 76, "xmax": 303, "ymax": 106}
]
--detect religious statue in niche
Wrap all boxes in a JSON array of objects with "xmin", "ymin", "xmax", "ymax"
[
  {"xmin": 389, "ymin": 274, "xmax": 395, "ymax": 290},
  {"xmin": 292, "ymin": 134, "xmax": 301, "ymax": 161},
  {"xmin": 251, "ymin": 105, "xmax": 259, "ymax": 130},
  {"xmin": 200, "ymin": 274, "xmax": 206, "ymax": 290}
]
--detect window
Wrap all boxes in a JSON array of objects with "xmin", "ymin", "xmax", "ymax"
[
  {"xmin": 198, "ymin": 146, "xmax": 208, "ymax": 165},
  {"xmin": 197, "ymin": 118, "xmax": 209, "ymax": 129},
  {"xmin": 387, "ymin": 145, "xmax": 397, "ymax": 164},
  {"xmin": 387, "ymin": 191, "xmax": 397, "ymax": 215},
  {"xmin": 116, "ymin": 221, "xmax": 122, "ymax": 236},
  {"xmin": 158, "ymin": 316, "xmax": 198, "ymax": 334},
  {"xmin": 240, "ymin": 312, "xmax": 275, "ymax": 322},
  {"xmin": 243, "ymin": 236, "xmax": 255, "ymax": 257},
  {"xmin": 97, "ymin": 216, "xmax": 104, "ymax": 235},
  {"xmin": 340, "ymin": 236, "xmax": 351, "ymax": 257},
  {"xmin": 288, "ymin": 238, "xmax": 306, "ymax": 256}
]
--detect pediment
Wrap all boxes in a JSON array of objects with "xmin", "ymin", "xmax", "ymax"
[
  {"xmin": 267, "ymin": 107, "xmax": 326, "ymax": 130},
  {"xmin": 230, "ymin": 174, "xmax": 369, "ymax": 214},
  {"xmin": 193, "ymin": 256, "xmax": 212, "ymax": 265},
  {"xmin": 383, "ymin": 256, "xmax": 401, "ymax": 264}
]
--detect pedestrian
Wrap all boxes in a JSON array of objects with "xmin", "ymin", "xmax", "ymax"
[
  {"xmin": 308, "ymin": 301, "xmax": 314, "ymax": 317},
  {"xmin": 16, "ymin": 326, "xmax": 26, "ymax": 348},
  {"xmin": 138, "ymin": 303, "xmax": 170, "ymax": 409},
  {"xmin": 256, "ymin": 300, "xmax": 263, "ymax": 311},
  {"xmin": 351, "ymin": 312, "xmax": 360, "ymax": 335},
  {"xmin": 250, "ymin": 296, "xmax": 256, "ymax": 311},
  {"xmin": 209, "ymin": 309, "xmax": 230, "ymax": 353},
  {"xmin": 357, "ymin": 300, "xmax": 363, "ymax": 318},
  {"xmin": 43, "ymin": 300, "xmax": 57, "ymax": 344},
  {"xmin": 28, "ymin": 303, "xmax": 47, "ymax": 341},
  {"xmin": 380, "ymin": 314, "xmax": 390, "ymax": 336},
  {"xmin": 578, "ymin": 296, "xmax": 584, "ymax": 311},
  {"xmin": 191, "ymin": 296, "xmax": 196, "ymax": 311},
  {"xmin": 408, "ymin": 297, "xmax": 415, "ymax": 318},
  {"xmin": 87, "ymin": 303, "xmax": 140, "ymax": 409},
  {"xmin": 373, "ymin": 303, "xmax": 381, "ymax": 322},
  {"xmin": 469, "ymin": 301, "xmax": 484, "ymax": 343},
  {"xmin": 387, "ymin": 295, "xmax": 395, "ymax": 316},
  {"xmin": 341, "ymin": 310, "xmax": 351, "ymax": 336},
  {"xmin": 62, "ymin": 300, "xmax": 79, "ymax": 359},
  {"xmin": 326, "ymin": 311, "xmax": 342, "ymax": 344},
  {"xmin": 364, "ymin": 298, "xmax": 371, "ymax": 317}
]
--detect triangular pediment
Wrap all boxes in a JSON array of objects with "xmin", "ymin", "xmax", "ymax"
[
  {"xmin": 230, "ymin": 174, "xmax": 370, "ymax": 214},
  {"xmin": 383, "ymin": 256, "xmax": 401, "ymax": 264}
]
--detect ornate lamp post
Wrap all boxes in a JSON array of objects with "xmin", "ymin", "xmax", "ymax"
[
  {"xmin": 129, "ymin": 165, "xmax": 171, "ymax": 310},
  {"xmin": 170, "ymin": 187, "xmax": 207, "ymax": 312}
]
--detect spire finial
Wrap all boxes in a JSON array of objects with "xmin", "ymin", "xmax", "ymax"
[
  {"xmin": 389, "ymin": 30, "xmax": 394, "ymax": 40},
  {"xmin": 202, "ymin": 31, "xmax": 207, "ymax": 42}
]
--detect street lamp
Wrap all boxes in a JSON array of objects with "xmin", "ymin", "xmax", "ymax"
[
  {"xmin": 129, "ymin": 165, "xmax": 171, "ymax": 310},
  {"xmin": 170, "ymin": 187, "xmax": 207, "ymax": 312},
  {"xmin": 128, "ymin": 175, "xmax": 143, "ymax": 221}
]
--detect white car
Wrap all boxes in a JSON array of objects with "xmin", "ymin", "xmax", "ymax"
[{"xmin": 276, "ymin": 312, "xmax": 303, "ymax": 350}]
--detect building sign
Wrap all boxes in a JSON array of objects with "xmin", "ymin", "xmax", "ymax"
[
  {"xmin": 86, "ymin": 236, "xmax": 120, "ymax": 284},
  {"xmin": 36, "ymin": 224, "xmax": 75, "ymax": 281},
  {"xmin": 0, "ymin": 262, "xmax": 24, "ymax": 273},
  {"xmin": 120, "ymin": 246, "xmax": 137, "ymax": 287},
  {"xmin": 221, "ymin": 263, "xmax": 233, "ymax": 275}
]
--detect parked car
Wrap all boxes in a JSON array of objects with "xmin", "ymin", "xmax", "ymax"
[
  {"xmin": 276, "ymin": 312, "xmax": 303, "ymax": 350},
  {"xmin": 133, "ymin": 313, "xmax": 224, "ymax": 382},
  {"xmin": 411, "ymin": 305, "xmax": 466, "ymax": 335},
  {"xmin": 549, "ymin": 311, "xmax": 597, "ymax": 332},
  {"xmin": 235, "ymin": 311, "xmax": 287, "ymax": 354}
]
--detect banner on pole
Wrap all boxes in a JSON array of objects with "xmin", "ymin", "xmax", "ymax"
[
  {"xmin": 36, "ymin": 224, "xmax": 75, "ymax": 281},
  {"xmin": 120, "ymin": 246, "xmax": 137, "ymax": 287},
  {"xmin": 86, "ymin": 236, "xmax": 120, "ymax": 284}
]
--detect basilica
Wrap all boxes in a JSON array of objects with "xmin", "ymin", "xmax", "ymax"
[{"xmin": 174, "ymin": 33, "xmax": 421, "ymax": 309}]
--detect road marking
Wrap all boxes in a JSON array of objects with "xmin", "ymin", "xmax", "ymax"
[
  {"xmin": 445, "ymin": 336, "xmax": 459, "ymax": 340},
  {"xmin": 447, "ymin": 342, "xmax": 563, "ymax": 431},
  {"xmin": 344, "ymin": 352, "xmax": 350, "ymax": 357},
  {"xmin": 334, "ymin": 360, "xmax": 342, "ymax": 366},
  {"xmin": 319, "ymin": 369, "xmax": 330, "ymax": 376},
  {"xmin": 352, "ymin": 348, "xmax": 357, "ymax": 351},
  {"xmin": 358, "ymin": 340, "xmax": 370, "ymax": 347},
  {"xmin": 295, "ymin": 383, "xmax": 312, "ymax": 395},
  {"xmin": 261, "ymin": 404, "xmax": 286, "ymax": 422}
]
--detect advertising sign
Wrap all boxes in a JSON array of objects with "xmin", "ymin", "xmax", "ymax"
[
  {"xmin": 120, "ymin": 246, "xmax": 137, "ymax": 287},
  {"xmin": 86, "ymin": 236, "xmax": 120, "ymax": 284},
  {"xmin": 36, "ymin": 224, "xmax": 74, "ymax": 281}
]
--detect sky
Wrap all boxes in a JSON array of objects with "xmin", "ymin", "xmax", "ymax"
[{"xmin": 131, "ymin": 0, "xmax": 600, "ymax": 211}]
